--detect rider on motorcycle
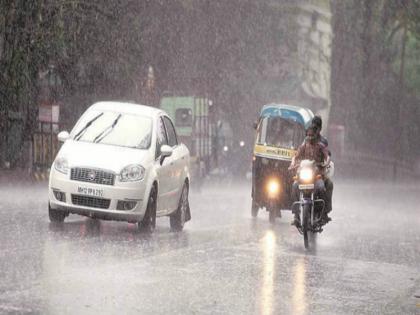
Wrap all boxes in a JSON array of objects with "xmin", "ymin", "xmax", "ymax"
[
  {"xmin": 289, "ymin": 126, "xmax": 330, "ymax": 227},
  {"xmin": 312, "ymin": 116, "xmax": 329, "ymax": 148},
  {"xmin": 311, "ymin": 116, "xmax": 333, "ymax": 216}
]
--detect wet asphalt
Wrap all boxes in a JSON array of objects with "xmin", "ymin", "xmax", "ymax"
[{"xmin": 0, "ymin": 178, "xmax": 419, "ymax": 315}]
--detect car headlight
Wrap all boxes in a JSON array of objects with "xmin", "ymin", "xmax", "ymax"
[
  {"xmin": 54, "ymin": 157, "xmax": 69, "ymax": 174},
  {"xmin": 120, "ymin": 164, "xmax": 145, "ymax": 182},
  {"xmin": 299, "ymin": 168, "xmax": 314, "ymax": 182}
]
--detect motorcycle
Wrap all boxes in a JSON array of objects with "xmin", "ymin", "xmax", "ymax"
[{"xmin": 291, "ymin": 159, "xmax": 329, "ymax": 249}]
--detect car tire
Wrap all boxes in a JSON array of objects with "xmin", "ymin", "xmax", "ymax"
[
  {"xmin": 170, "ymin": 183, "xmax": 189, "ymax": 232},
  {"xmin": 48, "ymin": 203, "xmax": 66, "ymax": 223},
  {"xmin": 139, "ymin": 186, "xmax": 157, "ymax": 233}
]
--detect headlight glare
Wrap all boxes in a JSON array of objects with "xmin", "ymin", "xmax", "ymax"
[
  {"xmin": 299, "ymin": 168, "xmax": 314, "ymax": 182},
  {"xmin": 54, "ymin": 157, "xmax": 69, "ymax": 174},
  {"xmin": 267, "ymin": 179, "xmax": 280, "ymax": 197},
  {"xmin": 120, "ymin": 164, "xmax": 145, "ymax": 182}
]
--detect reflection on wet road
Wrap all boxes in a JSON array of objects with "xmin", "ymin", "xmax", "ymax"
[
  {"xmin": 0, "ymin": 179, "xmax": 419, "ymax": 314},
  {"xmin": 292, "ymin": 257, "xmax": 306, "ymax": 315},
  {"xmin": 260, "ymin": 231, "xmax": 275, "ymax": 315}
]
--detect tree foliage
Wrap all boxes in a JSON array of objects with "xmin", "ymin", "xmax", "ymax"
[
  {"xmin": 330, "ymin": 0, "xmax": 420, "ymax": 159},
  {"xmin": 2, "ymin": 0, "xmax": 417, "ymax": 163},
  {"xmin": 1, "ymin": 0, "xmax": 298, "ymax": 135}
]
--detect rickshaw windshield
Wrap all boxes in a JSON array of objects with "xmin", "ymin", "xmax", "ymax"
[{"xmin": 256, "ymin": 116, "xmax": 304, "ymax": 150}]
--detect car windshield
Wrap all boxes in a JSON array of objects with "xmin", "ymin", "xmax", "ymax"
[
  {"xmin": 257, "ymin": 116, "xmax": 304, "ymax": 149},
  {"xmin": 71, "ymin": 110, "xmax": 152, "ymax": 149}
]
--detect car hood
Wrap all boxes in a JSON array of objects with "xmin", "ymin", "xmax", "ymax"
[{"xmin": 58, "ymin": 140, "xmax": 152, "ymax": 173}]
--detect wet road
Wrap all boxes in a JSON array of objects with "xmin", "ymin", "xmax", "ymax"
[{"xmin": 0, "ymin": 179, "xmax": 419, "ymax": 314}]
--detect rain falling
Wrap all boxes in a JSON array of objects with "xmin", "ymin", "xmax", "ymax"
[{"xmin": 0, "ymin": 1, "xmax": 419, "ymax": 314}]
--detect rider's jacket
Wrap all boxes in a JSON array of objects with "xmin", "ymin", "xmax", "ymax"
[
  {"xmin": 319, "ymin": 135, "xmax": 328, "ymax": 148},
  {"xmin": 294, "ymin": 140, "xmax": 329, "ymax": 165},
  {"xmin": 301, "ymin": 134, "xmax": 329, "ymax": 152},
  {"xmin": 317, "ymin": 134, "xmax": 332, "ymax": 158}
]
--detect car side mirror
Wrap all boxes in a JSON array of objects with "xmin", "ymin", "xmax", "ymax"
[
  {"xmin": 57, "ymin": 131, "xmax": 70, "ymax": 142},
  {"xmin": 160, "ymin": 145, "xmax": 173, "ymax": 165}
]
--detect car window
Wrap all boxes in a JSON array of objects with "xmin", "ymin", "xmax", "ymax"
[
  {"xmin": 156, "ymin": 117, "xmax": 168, "ymax": 157},
  {"xmin": 163, "ymin": 116, "xmax": 178, "ymax": 147}
]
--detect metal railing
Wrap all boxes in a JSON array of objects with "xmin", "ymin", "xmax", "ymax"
[
  {"xmin": 32, "ymin": 121, "xmax": 61, "ymax": 170},
  {"xmin": 334, "ymin": 151, "xmax": 415, "ymax": 179}
]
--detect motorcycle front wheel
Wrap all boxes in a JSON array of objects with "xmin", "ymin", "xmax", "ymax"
[{"xmin": 302, "ymin": 204, "xmax": 310, "ymax": 249}]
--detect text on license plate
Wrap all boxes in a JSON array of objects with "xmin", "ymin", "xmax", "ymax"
[
  {"xmin": 299, "ymin": 184, "xmax": 314, "ymax": 190},
  {"xmin": 77, "ymin": 186, "xmax": 104, "ymax": 197}
]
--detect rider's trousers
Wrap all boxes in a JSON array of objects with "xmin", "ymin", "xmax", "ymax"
[{"xmin": 324, "ymin": 178, "xmax": 333, "ymax": 213}]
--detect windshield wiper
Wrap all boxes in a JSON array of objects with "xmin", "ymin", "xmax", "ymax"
[
  {"xmin": 74, "ymin": 112, "xmax": 104, "ymax": 141},
  {"xmin": 93, "ymin": 114, "xmax": 122, "ymax": 143}
]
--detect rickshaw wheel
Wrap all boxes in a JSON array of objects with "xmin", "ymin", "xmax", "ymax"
[
  {"xmin": 269, "ymin": 209, "xmax": 277, "ymax": 223},
  {"xmin": 251, "ymin": 200, "xmax": 259, "ymax": 218}
]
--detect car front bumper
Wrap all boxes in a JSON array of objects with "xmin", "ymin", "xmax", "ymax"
[{"xmin": 48, "ymin": 168, "xmax": 148, "ymax": 223}]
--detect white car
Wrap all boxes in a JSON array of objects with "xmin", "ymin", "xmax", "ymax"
[{"xmin": 48, "ymin": 101, "xmax": 191, "ymax": 232}]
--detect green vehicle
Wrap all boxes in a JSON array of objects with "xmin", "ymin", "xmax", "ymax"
[{"xmin": 160, "ymin": 96, "xmax": 214, "ymax": 175}]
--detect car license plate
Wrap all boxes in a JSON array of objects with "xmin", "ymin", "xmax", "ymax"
[
  {"xmin": 77, "ymin": 186, "xmax": 104, "ymax": 197},
  {"xmin": 299, "ymin": 184, "xmax": 314, "ymax": 190}
]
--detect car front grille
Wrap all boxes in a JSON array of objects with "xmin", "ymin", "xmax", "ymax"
[
  {"xmin": 70, "ymin": 168, "xmax": 115, "ymax": 186},
  {"xmin": 71, "ymin": 194, "xmax": 111, "ymax": 209}
]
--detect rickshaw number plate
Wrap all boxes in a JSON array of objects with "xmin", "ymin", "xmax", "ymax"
[{"xmin": 299, "ymin": 184, "xmax": 314, "ymax": 190}]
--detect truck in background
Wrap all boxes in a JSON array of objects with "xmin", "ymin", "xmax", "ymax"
[{"xmin": 160, "ymin": 95, "xmax": 215, "ymax": 182}]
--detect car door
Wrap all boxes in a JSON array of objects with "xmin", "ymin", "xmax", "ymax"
[
  {"xmin": 155, "ymin": 116, "xmax": 172, "ymax": 214},
  {"xmin": 162, "ymin": 116, "xmax": 183, "ymax": 212}
]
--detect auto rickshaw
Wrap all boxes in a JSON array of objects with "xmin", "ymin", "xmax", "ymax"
[{"xmin": 251, "ymin": 104, "xmax": 314, "ymax": 222}]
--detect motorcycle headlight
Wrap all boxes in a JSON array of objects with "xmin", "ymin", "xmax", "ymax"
[
  {"xmin": 299, "ymin": 168, "xmax": 314, "ymax": 182},
  {"xmin": 120, "ymin": 164, "xmax": 145, "ymax": 182},
  {"xmin": 54, "ymin": 157, "xmax": 69, "ymax": 174}
]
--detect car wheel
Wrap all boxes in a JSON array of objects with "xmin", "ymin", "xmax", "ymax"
[
  {"xmin": 170, "ymin": 183, "xmax": 189, "ymax": 231},
  {"xmin": 139, "ymin": 186, "xmax": 157, "ymax": 233},
  {"xmin": 48, "ymin": 203, "xmax": 66, "ymax": 223}
]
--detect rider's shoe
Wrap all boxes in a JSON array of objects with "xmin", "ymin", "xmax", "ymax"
[
  {"xmin": 291, "ymin": 217, "xmax": 301, "ymax": 227},
  {"xmin": 322, "ymin": 214, "xmax": 332, "ymax": 224}
]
